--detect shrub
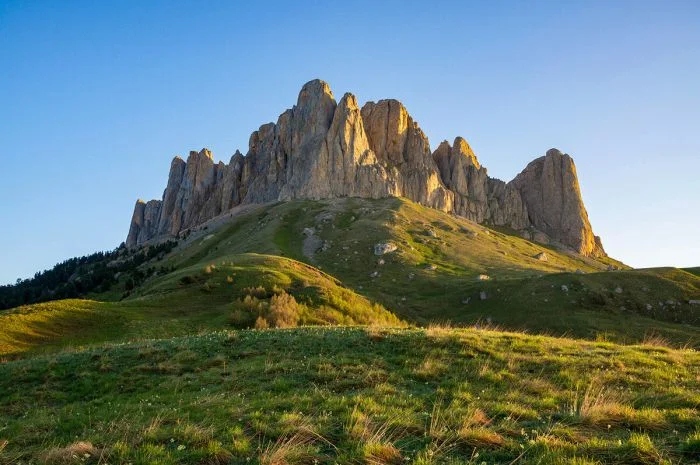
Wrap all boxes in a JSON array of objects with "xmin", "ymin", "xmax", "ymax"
[
  {"xmin": 267, "ymin": 292, "xmax": 300, "ymax": 328},
  {"xmin": 229, "ymin": 309, "xmax": 256, "ymax": 328},
  {"xmin": 229, "ymin": 295, "xmax": 266, "ymax": 328},
  {"xmin": 255, "ymin": 316, "xmax": 270, "ymax": 329},
  {"xmin": 242, "ymin": 285, "xmax": 269, "ymax": 299}
]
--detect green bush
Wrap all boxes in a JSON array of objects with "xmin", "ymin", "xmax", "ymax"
[{"xmin": 267, "ymin": 292, "xmax": 300, "ymax": 328}]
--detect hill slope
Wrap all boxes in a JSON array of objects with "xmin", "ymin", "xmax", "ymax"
[
  {"xmin": 138, "ymin": 197, "xmax": 699, "ymax": 343},
  {"xmin": 2, "ymin": 197, "xmax": 699, "ymax": 357}
]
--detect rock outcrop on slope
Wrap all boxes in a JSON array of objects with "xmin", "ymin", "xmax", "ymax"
[
  {"xmin": 511, "ymin": 148, "xmax": 604, "ymax": 257},
  {"xmin": 126, "ymin": 79, "xmax": 605, "ymax": 257}
]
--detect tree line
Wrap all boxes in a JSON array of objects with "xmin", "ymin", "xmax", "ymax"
[{"xmin": 0, "ymin": 240, "xmax": 178, "ymax": 310}]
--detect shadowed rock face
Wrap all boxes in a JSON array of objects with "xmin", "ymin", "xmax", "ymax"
[{"xmin": 126, "ymin": 79, "xmax": 605, "ymax": 257}]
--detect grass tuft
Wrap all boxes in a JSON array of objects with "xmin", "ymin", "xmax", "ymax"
[{"xmin": 41, "ymin": 441, "xmax": 102, "ymax": 465}]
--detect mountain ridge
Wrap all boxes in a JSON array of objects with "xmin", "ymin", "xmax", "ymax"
[{"xmin": 127, "ymin": 79, "xmax": 605, "ymax": 257}]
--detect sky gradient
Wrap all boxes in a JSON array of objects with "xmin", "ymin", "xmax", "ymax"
[{"xmin": 1, "ymin": 0, "xmax": 699, "ymax": 284}]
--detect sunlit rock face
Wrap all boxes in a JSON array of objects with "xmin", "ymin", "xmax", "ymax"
[
  {"xmin": 126, "ymin": 79, "xmax": 605, "ymax": 257},
  {"xmin": 511, "ymin": 149, "xmax": 605, "ymax": 257}
]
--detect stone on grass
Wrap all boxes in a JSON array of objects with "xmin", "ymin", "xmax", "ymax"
[{"xmin": 374, "ymin": 242, "xmax": 397, "ymax": 255}]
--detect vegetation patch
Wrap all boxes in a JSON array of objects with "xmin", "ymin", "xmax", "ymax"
[{"xmin": 0, "ymin": 327, "xmax": 698, "ymax": 464}]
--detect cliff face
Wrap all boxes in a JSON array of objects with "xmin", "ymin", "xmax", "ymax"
[
  {"xmin": 511, "ymin": 149, "xmax": 604, "ymax": 257},
  {"xmin": 126, "ymin": 79, "xmax": 605, "ymax": 257}
]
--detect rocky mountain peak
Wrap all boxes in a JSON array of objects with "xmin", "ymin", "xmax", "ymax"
[
  {"xmin": 512, "ymin": 148, "xmax": 604, "ymax": 257},
  {"xmin": 125, "ymin": 79, "xmax": 605, "ymax": 258},
  {"xmin": 453, "ymin": 137, "xmax": 480, "ymax": 169}
]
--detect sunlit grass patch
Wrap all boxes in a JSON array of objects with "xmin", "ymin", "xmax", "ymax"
[
  {"xmin": 40, "ymin": 441, "xmax": 102, "ymax": 465},
  {"xmin": 457, "ymin": 427, "xmax": 507, "ymax": 449}
]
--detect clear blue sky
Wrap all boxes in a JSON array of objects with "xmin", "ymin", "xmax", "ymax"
[{"xmin": 1, "ymin": 0, "xmax": 699, "ymax": 284}]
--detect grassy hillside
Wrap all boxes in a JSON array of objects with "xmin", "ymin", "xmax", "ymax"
[
  {"xmin": 1, "ymin": 197, "xmax": 698, "ymax": 354},
  {"xmin": 1, "ymin": 197, "xmax": 699, "ymax": 464},
  {"xmin": 1, "ymin": 326, "xmax": 698, "ymax": 464},
  {"xmin": 131, "ymin": 198, "xmax": 700, "ymax": 345},
  {"xmin": 0, "ymin": 254, "xmax": 401, "ymax": 359}
]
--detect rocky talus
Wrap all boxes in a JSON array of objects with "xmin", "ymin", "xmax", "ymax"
[{"xmin": 126, "ymin": 79, "xmax": 605, "ymax": 257}]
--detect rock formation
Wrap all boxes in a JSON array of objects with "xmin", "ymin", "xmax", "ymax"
[
  {"xmin": 126, "ymin": 79, "xmax": 605, "ymax": 257},
  {"xmin": 511, "ymin": 149, "xmax": 604, "ymax": 256}
]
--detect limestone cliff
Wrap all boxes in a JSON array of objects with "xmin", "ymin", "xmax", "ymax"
[
  {"xmin": 126, "ymin": 79, "xmax": 605, "ymax": 257},
  {"xmin": 511, "ymin": 149, "xmax": 605, "ymax": 257}
]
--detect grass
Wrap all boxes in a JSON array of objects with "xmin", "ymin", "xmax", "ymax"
[
  {"xmin": 0, "ymin": 196, "xmax": 698, "ymax": 463},
  {"xmin": 0, "ymin": 254, "xmax": 402, "ymax": 358},
  {"xmin": 0, "ymin": 326, "xmax": 698, "ymax": 464}
]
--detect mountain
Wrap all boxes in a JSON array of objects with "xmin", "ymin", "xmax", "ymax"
[{"xmin": 127, "ymin": 79, "xmax": 605, "ymax": 257}]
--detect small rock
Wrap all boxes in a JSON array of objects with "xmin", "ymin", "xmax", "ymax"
[
  {"xmin": 534, "ymin": 252, "xmax": 548, "ymax": 261},
  {"xmin": 408, "ymin": 272, "xmax": 415, "ymax": 280},
  {"xmin": 607, "ymin": 265, "xmax": 616, "ymax": 271},
  {"xmin": 370, "ymin": 271, "xmax": 379, "ymax": 278},
  {"xmin": 561, "ymin": 285, "xmax": 569, "ymax": 292},
  {"xmin": 645, "ymin": 304, "xmax": 653, "ymax": 310},
  {"xmin": 374, "ymin": 242, "xmax": 397, "ymax": 255},
  {"xmin": 479, "ymin": 291, "xmax": 487, "ymax": 300},
  {"xmin": 377, "ymin": 258, "xmax": 385, "ymax": 266},
  {"xmin": 689, "ymin": 300, "xmax": 700, "ymax": 305},
  {"xmin": 426, "ymin": 264, "xmax": 437, "ymax": 271},
  {"xmin": 427, "ymin": 229, "xmax": 438, "ymax": 238},
  {"xmin": 614, "ymin": 287, "xmax": 623, "ymax": 294},
  {"xmin": 302, "ymin": 227, "xmax": 315, "ymax": 236},
  {"xmin": 462, "ymin": 298, "xmax": 471, "ymax": 304},
  {"xmin": 316, "ymin": 212, "xmax": 335, "ymax": 223},
  {"xmin": 575, "ymin": 269, "xmax": 584, "ymax": 274},
  {"xmin": 477, "ymin": 274, "xmax": 490, "ymax": 281}
]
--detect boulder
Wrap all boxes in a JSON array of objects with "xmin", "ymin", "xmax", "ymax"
[{"xmin": 374, "ymin": 242, "xmax": 397, "ymax": 255}]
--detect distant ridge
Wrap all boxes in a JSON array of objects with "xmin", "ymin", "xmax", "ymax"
[{"xmin": 127, "ymin": 79, "xmax": 605, "ymax": 257}]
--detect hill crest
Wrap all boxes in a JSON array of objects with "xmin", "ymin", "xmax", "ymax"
[{"xmin": 127, "ymin": 79, "xmax": 605, "ymax": 257}]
